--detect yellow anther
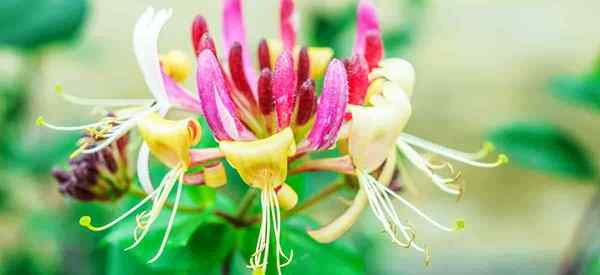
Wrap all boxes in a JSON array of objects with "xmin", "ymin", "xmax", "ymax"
[
  {"xmin": 454, "ymin": 219, "xmax": 465, "ymax": 230},
  {"xmin": 79, "ymin": 216, "xmax": 97, "ymax": 231},
  {"xmin": 204, "ymin": 162, "xmax": 227, "ymax": 188},
  {"xmin": 54, "ymin": 84, "xmax": 63, "ymax": 94},
  {"xmin": 138, "ymin": 112, "xmax": 201, "ymax": 168},
  {"xmin": 35, "ymin": 116, "xmax": 45, "ymax": 126},
  {"xmin": 498, "ymin": 154, "xmax": 509, "ymax": 164},
  {"xmin": 219, "ymin": 128, "xmax": 296, "ymax": 189},
  {"xmin": 160, "ymin": 50, "xmax": 192, "ymax": 83},
  {"xmin": 252, "ymin": 267, "xmax": 265, "ymax": 275}
]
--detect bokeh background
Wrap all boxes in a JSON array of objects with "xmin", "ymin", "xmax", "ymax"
[{"xmin": 1, "ymin": 0, "xmax": 599, "ymax": 274}]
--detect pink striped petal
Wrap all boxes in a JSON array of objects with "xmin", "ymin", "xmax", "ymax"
[
  {"xmin": 162, "ymin": 71, "xmax": 203, "ymax": 114},
  {"xmin": 272, "ymin": 51, "xmax": 297, "ymax": 129},
  {"xmin": 353, "ymin": 0, "xmax": 381, "ymax": 56},
  {"xmin": 280, "ymin": 0, "xmax": 296, "ymax": 52},
  {"xmin": 196, "ymin": 50, "xmax": 252, "ymax": 141},
  {"xmin": 304, "ymin": 59, "xmax": 348, "ymax": 150},
  {"xmin": 222, "ymin": 0, "xmax": 257, "ymax": 98}
]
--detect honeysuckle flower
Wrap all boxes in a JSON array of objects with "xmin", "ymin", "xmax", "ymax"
[
  {"xmin": 192, "ymin": 1, "xmax": 349, "ymax": 273},
  {"xmin": 79, "ymin": 113, "xmax": 203, "ymax": 263},
  {"xmin": 52, "ymin": 134, "xmax": 130, "ymax": 201},
  {"xmin": 307, "ymin": 0, "xmax": 508, "ymax": 264},
  {"xmin": 37, "ymin": 7, "xmax": 203, "ymax": 196}
]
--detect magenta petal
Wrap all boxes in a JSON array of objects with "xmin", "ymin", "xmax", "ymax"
[
  {"xmin": 304, "ymin": 59, "xmax": 348, "ymax": 150},
  {"xmin": 279, "ymin": 0, "xmax": 296, "ymax": 52},
  {"xmin": 222, "ymin": 0, "xmax": 257, "ymax": 97},
  {"xmin": 196, "ymin": 50, "xmax": 253, "ymax": 141},
  {"xmin": 272, "ymin": 51, "xmax": 297, "ymax": 130},
  {"xmin": 162, "ymin": 72, "xmax": 203, "ymax": 114},
  {"xmin": 345, "ymin": 54, "xmax": 369, "ymax": 105},
  {"xmin": 353, "ymin": 0, "xmax": 381, "ymax": 56}
]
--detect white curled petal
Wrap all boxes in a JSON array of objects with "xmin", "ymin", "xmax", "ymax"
[
  {"xmin": 137, "ymin": 142, "xmax": 154, "ymax": 196},
  {"xmin": 133, "ymin": 7, "xmax": 173, "ymax": 109}
]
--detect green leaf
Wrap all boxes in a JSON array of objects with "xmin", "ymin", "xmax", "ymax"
[
  {"xmin": 239, "ymin": 216, "xmax": 365, "ymax": 275},
  {"xmin": 550, "ymin": 74, "xmax": 600, "ymax": 111},
  {"xmin": 102, "ymin": 195, "xmax": 235, "ymax": 273},
  {"xmin": 0, "ymin": 0, "xmax": 88, "ymax": 50},
  {"xmin": 488, "ymin": 121, "xmax": 597, "ymax": 180}
]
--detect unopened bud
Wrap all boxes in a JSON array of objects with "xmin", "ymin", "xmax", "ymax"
[
  {"xmin": 295, "ymin": 80, "xmax": 317, "ymax": 126},
  {"xmin": 364, "ymin": 31, "xmax": 384, "ymax": 70},
  {"xmin": 228, "ymin": 42, "xmax": 256, "ymax": 103},
  {"xmin": 297, "ymin": 47, "xmax": 310, "ymax": 87},
  {"xmin": 345, "ymin": 54, "xmax": 370, "ymax": 105},
  {"xmin": 258, "ymin": 38, "xmax": 271, "ymax": 70},
  {"xmin": 192, "ymin": 15, "xmax": 209, "ymax": 56},
  {"xmin": 258, "ymin": 69, "xmax": 274, "ymax": 115},
  {"xmin": 275, "ymin": 183, "xmax": 298, "ymax": 210},
  {"xmin": 52, "ymin": 134, "xmax": 130, "ymax": 202},
  {"xmin": 204, "ymin": 162, "xmax": 227, "ymax": 188}
]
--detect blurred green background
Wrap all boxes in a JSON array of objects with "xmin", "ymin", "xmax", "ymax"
[{"xmin": 1, "ymin": 0, "xmax": 599, "ymax": 274}]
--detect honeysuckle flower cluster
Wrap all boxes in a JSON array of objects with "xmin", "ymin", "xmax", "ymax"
[{"xmin": 41, "ymin": 0, "xmax": 507, "ymax": 273}]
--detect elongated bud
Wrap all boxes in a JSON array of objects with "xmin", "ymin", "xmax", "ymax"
[
  {"xmin": 228, "ymin": 42, "xmax": 256, "ymax": 103},
  {"xmin": 198, "ymin": 33, "xmax": 217, "ymax": 56},
  {"xmin": 345, "ymin": 54, "xmax": 369, "ymax": 105},
  {"xmin": 258, "ymin": 38, "xmax": 271, "ymax": 70},
  {"xmin": 364, "ymin": 31, "xmax": 384, "ymax": 70},
  {"xmin": 258, "ymin": 69, "xmax": 274, "ymax": 115},
  {"xmin": 275, "ymin": 183, "xmax": 298, "ymax": 210},
  {"xmin": 295, "ymin": 80, "xmax": 317, "ymax": 125},
  {"xmin": 192, "ymin": 15, "xmax": 209, "ymax": 56},
  {"xmin": 204, "ymin": 162, "xmax": 227, "ymax": 188},
  {"xmin": 297, "ymin": 47, "xmax": 310, "ymax": 88}
]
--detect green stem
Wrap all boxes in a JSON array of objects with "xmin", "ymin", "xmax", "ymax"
[
  {"xmin": 235, "ymin": 189, "xmax": 258, "ymax": 219},
  {"xmin": 282, "ymin": 179, "xmax": 346, "ymax": 219}
]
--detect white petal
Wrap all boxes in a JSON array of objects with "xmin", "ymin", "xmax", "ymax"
[
  {"xmin": 133, "ymin": 7, "xmax": 173, "ymax": 109},
  {"xmin": 137, "ymin": 143, "xmax": 155, "ymax": 196}
]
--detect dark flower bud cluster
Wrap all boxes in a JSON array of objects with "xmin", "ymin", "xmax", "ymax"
[{"xmin": 52, "ymin": 134, "xmax": 130, "ymax": 201}]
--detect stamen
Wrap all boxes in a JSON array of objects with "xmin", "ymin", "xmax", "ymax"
[
  {"xmin": 78, "ymin": 182, "xmax": 164, "ymax": 232},
  {"xmin": 54, "ymin": 84, "xmax": 152, "ymax": 107},
  {"xmin": 148, "ymin": 171, "xmax": 184, "ymax": 263},
  {"xmin": 399, "ymin": 133, "xmax": 506, "ymax": 166},
  {"xmin": 397, "ymin": 141, "xmax": 461, "ymax": 195},
  {"xmin": 36, "ymin": 116, "xmax": 111, "ymax": 131}
]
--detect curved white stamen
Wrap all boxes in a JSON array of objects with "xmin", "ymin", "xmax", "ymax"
[
  {"xmin": 82, "ymin": 106, "xmax": 158, "ymax": 154},
  {"xmin": 148, "ymin": 172, "xmax": 184, "ymax": 263},
  {"xmin": 399, "ymin": 134, "xmax": 504, "ymax": 167},
  {"xmin": 55, "ymin": 87, "xmax": 153, "ymax": 107},
  {"xmin": 397, "ymin": 141, "xmax": 460, "ymax": 195},
  {"xmin": 126, "ymin": 167, "xmax": 180, "ymax": 251},
  {"xmin": 365, "ymin": 174, "xmax": 455, "ymax": 232},
  {"xmin": 37, "ymin": 117, "xmax": 112, "ymax": 131},
  {"xmin": 79, "ymin": 181, "xmax": 165, "ymax": 232}
]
